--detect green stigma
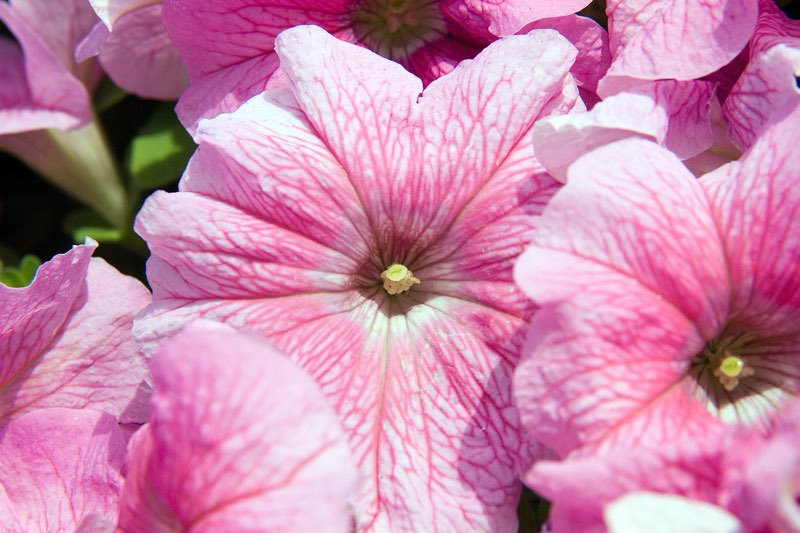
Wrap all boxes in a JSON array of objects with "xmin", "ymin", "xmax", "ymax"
[
  {"xmin": 719, "ymin": 355, "xmax": 745, "ymax": 378},
  {"xmin": 385, "ymin": 263, "xmax": 409, "ymax": 282}
]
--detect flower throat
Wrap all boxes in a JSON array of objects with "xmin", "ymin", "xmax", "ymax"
[{"xmin": 352, "ymin": 0, "xmax": 447, "ymax": 60}]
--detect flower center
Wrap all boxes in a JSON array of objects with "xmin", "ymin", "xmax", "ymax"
[
  {"xmin": 351, "ymin": 0, "xmax": 447, "ymax": 60},
  {"xmin": 693, "ymin": 333, "xmax": 757, "ymax": 393},
  {"xmin": 380, "ymin": 263, "xmax": 420, "ymax": 295}
]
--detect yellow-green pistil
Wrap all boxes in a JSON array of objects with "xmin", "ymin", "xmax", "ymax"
[
  {"xmin": 712, "ymin": 353, "xmax": 755, "ymax": 391},
  {"xmin": 381, "ymin": 263, "xmax": 420, "ymax": 295}
]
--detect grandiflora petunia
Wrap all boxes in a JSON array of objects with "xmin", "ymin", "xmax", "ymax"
[
  {"xmin": 513, "ymin": 101, "xmax": 800, "ymax": 528},
  {"xmin": 134, "ymin": 25, "xmax": 579, "ymax": 530}
]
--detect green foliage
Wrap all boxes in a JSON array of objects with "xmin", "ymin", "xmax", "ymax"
[
  {"xmin": 63, "ymin": 209, "xmax": 123, "ymax": 244},
  {"xmin": 0, "ymin": 254, "xmax": 41, "ymax": 287},
  {"xmin": 126, "ymin": 102, "xmax": 195, "ymax": 191}
]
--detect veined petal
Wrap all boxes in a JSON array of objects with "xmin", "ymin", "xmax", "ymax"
[
  {"xmin": 439, "ymin": 0, "xmax": 591, "ymax": 37},
  {"xmin": 0, "ymin": 408, "xmax": 126, "ymax": 533},
  {"xmin": 0, "ymin": 244, "xmax": 94, "ymax": 393},
  {"xmin": 0, "ymin": 243, "xmax": 150, "ymax": 425},
  {"xmin": 186, "ymin": 90, "xmax": 372, "ymax": 260},
  {"xmin": 517, "ymin": 138, "xmax": 729, "ymax": 338},
  {"xmin": 701, "ymin": 101, "xmax": 800, "ymax": 335},
  {"xmin": 722, "ymin": 0, "xmax": 800, "ymax": 150},
  {"xmin": 513, "ymin": 277, "xmax": 714, "ymax": 456},
  {"xmin": 118, "ymin": 321, "xmax": 358, "ymax": 532},
  {"xmin": 533, "ymin": 80, "xmax": 716, "ymax": 180},
  {"xmin": 599, "ymin": 0, "xmax": 757, "ymax": 96}
]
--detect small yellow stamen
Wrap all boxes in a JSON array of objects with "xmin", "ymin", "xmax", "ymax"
[
  {"xmin": 381, "ymin": 263, "xmax": 420, "ymax": 295},
  {"xmin": 712, "ymin": 354, "xmax": 754, "ymax": 391}
]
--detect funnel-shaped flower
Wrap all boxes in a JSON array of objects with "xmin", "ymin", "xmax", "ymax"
[
  {"xmin": 514, "ymin": 101, "xmax": 800, "ymax": 457},
  {"xmin": 0, "ymin": 0, "xmax": 128, "ymax": 227},
  {"xmin": 161, "ymin": 0, "xmax": 601, "ymax": 129},
  {"xmin": 135, "ymin": 26, "xmax": 578, "ymax": 530},
  {"xmin": 117, "ymin": 320, "xmax": 358, "ymax": 532},
  {"xmin": 0, "ymin": 408, "xmax": 126, "ymax": 533},
  {"xmin": 0, "ymin": 242, "xmax": 151, "ymax": 427}
]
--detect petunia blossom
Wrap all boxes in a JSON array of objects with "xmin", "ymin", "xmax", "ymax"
[
  {"xmin": 134, "ymin": 25, "xmax": 579, "ymax": 530},
  {"xmin": 0, "ymin": 408, "xmax": 126, "ymax": 533},
  {"xmin": 0, "ymin": 0, "xmax": 127, "ymax": 227},
  {"xmin": 722, "ymin": 0, "xmax": 800, "ymax": 151},
  {"xmin": 598, "ymin": 0, "xmax": 758, "ymax": 96},
  {"xmin": 79, "ymin": 0, "xmax": 188, "ymax": 100},
  {"xmin": 160, "ymin": 0, "xmax": 603, "ymax": 130},
  {"xmin": 117, "ymin": 320, "xmax": 358, "ymax": 532},
  {"xmin": 514, "ymin": 100, "xmax": 799, "ymax": 460},
  {"xmin": 0, "ymin": 241, "xmax": 151, "ymax": 427}
]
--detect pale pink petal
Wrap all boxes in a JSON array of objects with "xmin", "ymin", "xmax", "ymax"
[
  {"xmin": 599, "ymin": 0, "xmax": 758, "ymax": 96},
  {"xmin": 118, "ymin": 321, "xmax": 358, "ymax": 532},
  {"xmin": 98, "ymin": 4, "xmax": 188, "ymax": 100},
  {"xmin": 0, "ymin": 408, "xmax": 126, "ymax": 533},
  {"xmin": 526, "ymin": 431, "xmax": 727, "ymax": 533},
  {"xmin": 439, "ymin": 0, "xmax": 591, "ymax": 37},
  {"xmin": 605, "ymin": 493, "xmax": 744, "ymax": 533},
  {"xmin": 534, "ymin": 79, "xmax": 716, "ymax": 179},
  {"xmin": 516, "ymin": 138, "xmax": 729, "ymax": 337},
  {"xmin": 0, "ymin": 4, "xmax": 90, "ymax": 133},
  {"xmin": 0, "ymin": 244, "xmax": 151, "ymax": 425},
  {"xmin": 701, "ymin": 101, "xmax": 800, "ymax": 336},
  {"xmin": 723, "ymin": 0, "xmax": 800, "ymax": 150}
]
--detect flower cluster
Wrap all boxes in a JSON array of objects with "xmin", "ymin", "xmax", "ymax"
[{"xmin": 0, "ymin": 0, "xmax": 798, "ymax": 531}]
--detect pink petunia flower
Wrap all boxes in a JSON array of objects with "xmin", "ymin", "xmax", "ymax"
[
  {"xmin": 599, "ymin": 0, "xmax": 759, "ymax": 96},
  {"xmin": 134, "ymin": 25, "xmax": 579, "ymax": 530},
  {"xmin": 0, "ymin": 241, "xmax": 151, "ymax": 427},
  {"xmin": 117, "ymin": 320, "xmax": 358, "ymax": 532},
  {"xmin": 79, "ymin": 0, "xmax": 188, "ymax": 100},
  {"xmin": 160, "ymin": 0, "xmax": 604, "ymax": 130},
  {"xmin": 515, "ymin": 100, "xmax": 800, "ymax": 458},
  {"xmin": 722, "ymin": 0, "xmax": 800, "ymax": 151},
  {"xmin": 0, "ymin": 0, "xmax": 127, "ymax": 226},
  {"xmin": 0, "ymin": 408, "xmax": 127, "ymax": 533}
]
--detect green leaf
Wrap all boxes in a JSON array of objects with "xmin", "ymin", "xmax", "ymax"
[
  {"xmin": 63, "ymin": 209, "xmax": 123, "ymax": 243},
  {"xmin": 94, "ymin": 77, "xmax": 130, "ymax": 112},
  {"xmin": 126, "ymin": 102, "xmax": 195, "ymax": 190},
  {"xmin": 0, "ymin": 254, "xmax": 41, "ymax": 287}
]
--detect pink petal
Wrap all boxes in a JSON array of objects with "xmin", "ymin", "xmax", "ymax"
[
  {"xmin": 534, "ymin": 79, "xmax": 716, "ymax": 180},
  {"xmin": 516, "ymin": 138, "xmax": 729, "ymax": 337},
  {"xmin": 0, "ymin": 408, "xmax": 126, "ymax": 533},
  {"xmin": 98, "ymin": 4, "xmax": 188, "ymax": 100},
  {"xmin": 88, "ymin": 0, "xmax": 158, "ymax": 27},
  {"xmin": 521, "ymin": 14, "xmax": 611, "ymax": 94},
  {"xmin": 118, "ymin": 321, "xmax": 358, "ymax": 532},
  {"xmin": 701, "ymin": 101, "xmax": 800, "ymax": 335},
  {"xmin": 0, "ymin": 3, "xmax": 90, "ymax": 133},
  {"xmin": 439, "ymin": 0, "xmax": 591, "ymax": 37},
  {"xmin": 599, "ymin": 0, "xmax": 758, "ymax": 96},
  {"xmin": 722, "ymin": 0, "xmax": 800, "ymax": 150},
  {"xmin": 605, "ymin": 493, "xmax": 743, "ymax": 533},
  {"xmin": 0, "ymin": 244, "xmax": 151, "ymax": 425},
  {"xmin": 162, "ymin": 0, "xmax": 354, "ymax": 128}
]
